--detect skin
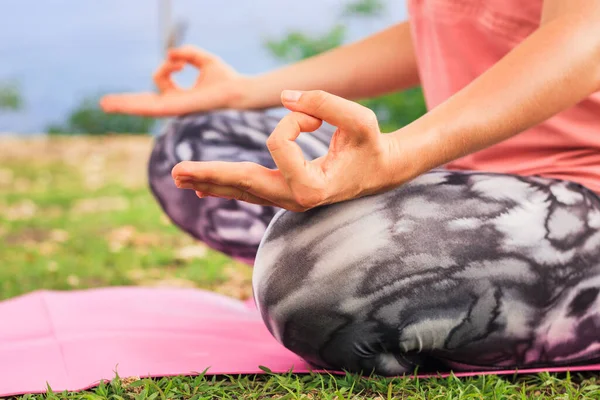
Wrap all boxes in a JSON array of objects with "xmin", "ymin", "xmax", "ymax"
[
  {"xmin": 99, "ymin": 22, "xmax": 419, "ymax": 114},
  {"xmin": 101, "ymin": 0, "xmax": 600, "ymax": 212}
]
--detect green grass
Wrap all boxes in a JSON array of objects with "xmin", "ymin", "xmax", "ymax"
[
  {"xmin": 2, "ymin": 136, "xmax": 599, "ymax": 399},
  {"xmin": 15, "ymin": 371, "xmax": 600, "ymax": 399},
  {"xmin": 0, "ymin": 136, "xmax": 249, "ymax": 300}
]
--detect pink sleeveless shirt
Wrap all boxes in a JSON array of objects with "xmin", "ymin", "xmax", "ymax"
[{"xmin": 408, "ymin": 0, "xmax": 600, "ymax": 193}]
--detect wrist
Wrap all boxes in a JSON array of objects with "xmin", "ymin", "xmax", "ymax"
[
  {"xmin": 386, "ymin": 122, "xmax": 444, "ymax": 185},
  {"xmin": 225, "ymin": 76, "xmax": 255, "ymax": 110}
]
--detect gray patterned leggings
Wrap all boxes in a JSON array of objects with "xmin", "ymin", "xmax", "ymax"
[{"xmin": 149, "ymin": 110, "xmax": 600, "ymax": 375}]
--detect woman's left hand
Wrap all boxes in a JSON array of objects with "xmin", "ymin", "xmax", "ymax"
[{"xmin": 172, "ymin": 90, "xmax": 408, "ymax": 211}]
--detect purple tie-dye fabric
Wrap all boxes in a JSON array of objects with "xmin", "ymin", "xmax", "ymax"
[{"xmin": 149, "ymin": 110, "xmax": 600, "ymax": 375}]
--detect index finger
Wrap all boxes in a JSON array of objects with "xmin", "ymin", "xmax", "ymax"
[
  {"xmin": 267, "ymin": 112, "xmax": 323, "ymax": 186},
  {"xmin": 168, "ymin": 46, "xmax": 216, "ymax": 69},
  {"xmin": 281, "ymin": 90, "xmax": 379, "ymax": 136},
  {"xmin": 153, "ymin": 60, "xmax": 184, "ymax": 92}
]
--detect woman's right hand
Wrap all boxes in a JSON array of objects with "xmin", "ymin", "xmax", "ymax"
[{"xmin": 100, "ymin": 46, "xmax": 248, "ymax": 116}]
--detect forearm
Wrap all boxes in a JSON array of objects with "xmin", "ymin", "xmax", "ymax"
[
  {"xmin": 234, "ymin": 22, "xmax": 420, "ymax": 109},
  {"xmin": 390, "ymin": 10, "xmax": 600, "ymax": 182}
]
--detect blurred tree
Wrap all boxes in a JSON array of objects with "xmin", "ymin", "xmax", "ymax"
[
  {"xmin": 264, "ymin": 0, "xmax": 426, "ymax": 132},
  {"xmin": 0, "ymin": 82, "xmax": 23, "ymax": 111},
  {"xmin": 343, "ymin": 0, "xmax": 385, "ymax": 17},
  {"xmin": 46, "ymin": 95, "xmax": 155, "ymax": 135},
  {"xmin": 265, "ymin": 25, "xmax": 346, "ymax": 62}
]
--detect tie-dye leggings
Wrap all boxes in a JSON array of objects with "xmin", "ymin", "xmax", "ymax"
[{"xmin": 148, "ymin": 110, "xmax": 600, "ymax": 375}]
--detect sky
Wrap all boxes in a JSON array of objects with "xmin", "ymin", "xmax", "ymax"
[{"xmin": 0, "ymin": 0, "xmax": 408, "ymax": 133}]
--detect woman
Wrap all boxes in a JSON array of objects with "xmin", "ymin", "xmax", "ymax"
[{"xmin": 101, "ymin": 0, "xmax": 600, "ymax": 375}]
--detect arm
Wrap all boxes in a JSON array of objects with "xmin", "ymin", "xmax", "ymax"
[
  {"xmin": 101, "ymin": 22, "xmax": 419, "ymax": 116},
  {"xmin": 170, "ymin": 0, "xmax": 600, "ymax": 211},
  {"xmin": 387, "ymin": 0, "xmax": 600, "ymax": 182},
  {"xmin": 235, "ymin": 21, "xmax": 420, "ymax": 109}
]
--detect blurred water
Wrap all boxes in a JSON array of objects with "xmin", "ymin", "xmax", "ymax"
[{"xmin": 0, "ymin": 0, "xmax": 407, "ymax": 134}]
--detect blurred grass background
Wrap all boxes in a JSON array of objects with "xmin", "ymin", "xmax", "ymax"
[{"xmin": 0, "ymin": 136, "xmax": 252, "ymax": 302}]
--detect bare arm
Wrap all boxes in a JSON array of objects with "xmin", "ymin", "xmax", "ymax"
[
  {"xmin": 236, "ymin": 21, "xmax": 420, "ymax": 109},
  {"xmin": 168, "ymin": 0, "xmax": 600, "ymax": 211},
  {"xmin": 101, "ymin": 22, "xmax": 419, "ymax": 116},
  {"xmin": 388, "ymin": 0, "xmax": 600, "ymax": 182}
]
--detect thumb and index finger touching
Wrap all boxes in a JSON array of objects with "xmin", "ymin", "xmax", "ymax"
[
  {"xmin": 268, "ymin": 89, "xmax": 378, "ymax": 189},
  {"xmin": 280, "ymin": 89, "xmax": 379, "ymax": 140},
  {"xmin": 99, "ymin": 46, "xmax": 217, "ymax": 116}
]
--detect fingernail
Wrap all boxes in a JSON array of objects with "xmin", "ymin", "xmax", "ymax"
[
  {"xmin": 196, "ymin": 191, "xmax": 204, "ymax": 199},
  {"xmin": 282, "ymin": 90, "xmax": 302, "ymax": 102}
]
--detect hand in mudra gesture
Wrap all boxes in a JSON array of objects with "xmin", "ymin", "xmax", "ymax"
[
  {"xmin": 172, "ymin": 90, "xmax": 404, "ymax": 212},
  {"xmin": 100, "ymin": 45, "xmax": 245, "ymax": 116}
]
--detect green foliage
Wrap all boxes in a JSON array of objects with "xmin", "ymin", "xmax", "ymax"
[
  {"xmin": 361, "ymin": 87, "xmax": 427, "ymax": 132},
  {"xmin": 343, "ymin": 0, "xmax": 386, "ymax": 17},
  {"xmin": 265, "ymin": 25, "xmax": 346, "ymax": 62},
  {"xmin": 47, "ymin": 96, "xmax": 155, "ymax": 135},
  {"xmin": 265, "ymin": 0, "xmax": 426, "ymax": 131},
  {"xmin": 0, "ymin": 82, "xmax": 23, "ymax": 111}
]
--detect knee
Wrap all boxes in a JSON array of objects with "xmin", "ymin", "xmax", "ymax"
[
  {"xmin": 147, "ymin": 111, "xmax": 279, "ymax": 263},
  {"xmin": 148, "ymin": 113, "xmax": 207, "ymax": 176},
  {"xmin": 252, "ymin": 193, "xmax": 399, "ymax": 320},
  {"xmin": 155, "ymin": 110, "xmax": 278, "ymax": 168},
  {"xmin": 152, "ymin": 112, "xmax": 226, "ymax": 166},
  {"xmin": 252, "ymin": 208, "xmax": 347, "ymax": 368},
  {"xmin": 251, "ymin": 201, "xmax": 418, "ymax": 375}
]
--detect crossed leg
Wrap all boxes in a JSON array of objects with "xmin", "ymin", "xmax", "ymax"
[{"xmin": 150, "ymin": 111, "xmax": 600, "ymax": 375}]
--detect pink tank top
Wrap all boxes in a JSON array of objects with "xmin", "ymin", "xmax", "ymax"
[{"xmin": 408, "ymin": 0, "xmax": 600, "ymax": 193}]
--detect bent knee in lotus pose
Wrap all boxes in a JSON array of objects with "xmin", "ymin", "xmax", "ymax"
[{"xmin": 150, "ymin": 111, "xmax": 600, "ymax": 375}]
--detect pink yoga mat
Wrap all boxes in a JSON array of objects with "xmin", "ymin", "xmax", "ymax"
[{"xmin": 1, "ymin": 287, "xmax": 599, "ymax": 397}]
